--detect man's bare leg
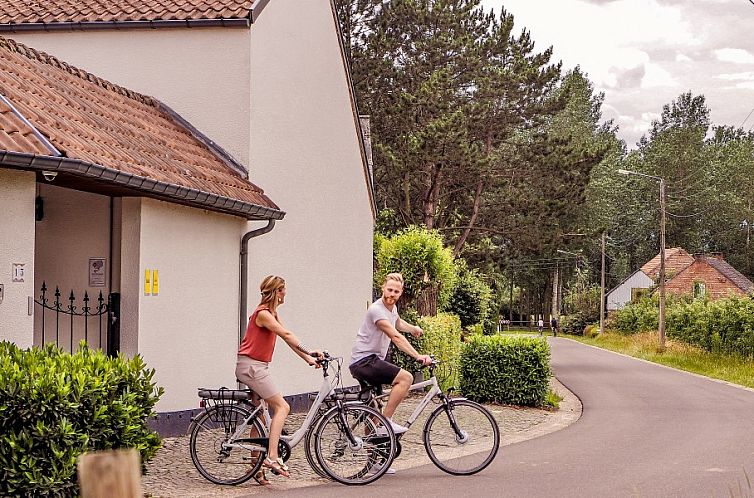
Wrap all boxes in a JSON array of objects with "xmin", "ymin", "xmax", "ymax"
[{"xmin": 383, "ymin": 369, "xmax": 413, "ymax": 419}]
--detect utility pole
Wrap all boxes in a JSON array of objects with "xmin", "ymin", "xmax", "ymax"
[
  {"xmin": 600, "ymin": 231, "xmax": 605, "ymax": 335},
  {"xmin": 659, "ymin": 178, "xmax": 666, "ymax": 349},
  {"xmin": 618, "ymin": 169, "xmax": 667, "ymax": 350}
]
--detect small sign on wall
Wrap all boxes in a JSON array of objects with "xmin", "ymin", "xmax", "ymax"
[
  {"xmin": 12, "ymin": 263, "xmax": 25, "ymax": 282},
  {"xmin": 89, "ymin": 258, "xmax": 106, "ymax": 287},
  {"xmin": 144, "ymin": 269, "xmax": 152, "ymax": 295}
]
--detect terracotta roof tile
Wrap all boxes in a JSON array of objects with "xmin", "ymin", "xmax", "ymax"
[
  {"xmin": 0, "ymin": 36, "xmax": 281, "ymax": 218},
  {"xmin": 641, "ymin": 247, "xmax": 695, "ymax": 280},
  {"xmin": 0, "ymin": 1, "xmax": 253, "ymax": 25}
]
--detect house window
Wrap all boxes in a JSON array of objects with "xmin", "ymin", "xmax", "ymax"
[
  {"xmin": 631, "ymin": 288, "xmax": 648, "ymax": 301},
  {"xmin": 693, "ymin": 281, "xmax": 706, "ymax": 299}
]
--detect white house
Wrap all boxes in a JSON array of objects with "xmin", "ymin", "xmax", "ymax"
[
  {"xmin": 606, "ymin": 269, "xmax": 654, "ymax": 311},
  {"xmin": 0, "ymin": 0, "xmax": 375, "ymax": 418}
]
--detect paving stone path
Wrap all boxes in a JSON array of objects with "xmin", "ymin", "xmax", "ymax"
[{"xmin": 143, "ymin": 378, "xmax": 580, "ymax": 497}]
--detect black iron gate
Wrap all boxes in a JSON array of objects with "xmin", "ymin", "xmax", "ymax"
[{"xmin": 35, "ymin": 281, "xmax": 120, "ymax": 355}]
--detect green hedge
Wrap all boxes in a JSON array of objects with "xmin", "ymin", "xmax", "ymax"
[
  {"xmin": 613, "ymin": 297, "xmax": 659, "ymax": 334},
  {"xmin": 666, "ymin": 296, "xmax": 754, "ymax": 357},
  {"xmin": 390, "ymin": 312, "xmax": 462, "ymax": 390},
  {"xmin": 460, "ymin": 335, "xmax": 551, "ymax": 406},
  {"xmin": 0, "ymin": 342, "xmax": 163, "ymax": 497}
]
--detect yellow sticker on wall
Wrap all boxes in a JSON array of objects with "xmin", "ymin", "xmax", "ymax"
[
  {"xmin": 152, "ymin": 270, "xmax": 159, "ymax": 295},
  {"xmin": 144, "ymin": 269, "xmax": 152, "ymax": 295}
]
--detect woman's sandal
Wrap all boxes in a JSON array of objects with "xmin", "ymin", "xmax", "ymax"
[
  {"xmin": 253, "ymin": 469, "xmax": 271, "ymax": 485},
  {"xmin": 263, "ymin": 457, "xmax": 290, "ymax": 478}
]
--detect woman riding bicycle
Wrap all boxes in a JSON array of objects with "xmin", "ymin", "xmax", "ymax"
[{"xmin": 235, "ymin": 275, "xmax": 321, "ymax": 481}]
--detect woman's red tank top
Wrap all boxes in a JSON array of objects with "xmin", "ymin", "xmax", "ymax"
[{"xmin": 238, "ymin": 306, "xmax": 277, "ymax": 362}]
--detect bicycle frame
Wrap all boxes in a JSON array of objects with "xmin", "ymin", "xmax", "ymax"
[{"xmin": 222, "ymin": 359, "xmax": 341, "ymax": 453}]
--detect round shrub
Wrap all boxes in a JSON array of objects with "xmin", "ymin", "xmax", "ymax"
[
  {"xmin": 0, "ymin": 341, "xmax": 163, "ymax": 497},
  {"xmin": 444, "ymin": 260, "xmax": 492, "ymax": 330},
  {"xmin": 375, "ymin": 226, "xmax": 458, "ymax": 309},
  {"xmin": 460, "ymin": 335, "xmax": 551, "ymax": 406},
  {"xmin": 390, "ymin": 312, "xmax": 463, "ymax": 391}
]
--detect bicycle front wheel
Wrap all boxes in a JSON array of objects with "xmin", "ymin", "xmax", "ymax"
[
  {"xmin": 423, "ymin": 399, "xmax": 500, "ymax": 475},
  {"xmin": 189, "ymin": 404, "xmax": 266, "ymax": 485},
  {"xmin": 314, "ymin": 404, "xmax": 396, "ymax": 485}
]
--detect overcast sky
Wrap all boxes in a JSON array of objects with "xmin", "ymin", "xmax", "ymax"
[{"xmin": 482, "ymin": 0, "xmax": 754, "ymax": 147}]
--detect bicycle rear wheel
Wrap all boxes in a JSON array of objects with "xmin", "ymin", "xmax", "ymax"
[
  {"xmin": 314, "ymin": 404, "xmax": 396, "ymax": 485},
  {"xmin": 423, "ymin": 399, "xmax": 500, "ymax": 475},
  {"xmin": 189, "ymin": 404, "xmax": 266, "ymax": 485}
]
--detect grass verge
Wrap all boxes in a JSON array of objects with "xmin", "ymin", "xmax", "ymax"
[{"xmin": 570, "ymin": 331, "xmax": 754, "ymax": 389}]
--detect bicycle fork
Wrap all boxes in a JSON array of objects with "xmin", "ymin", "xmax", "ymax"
[{"xmin": 439, "ymin": 396, "xmax": 469, "ymax": 444}]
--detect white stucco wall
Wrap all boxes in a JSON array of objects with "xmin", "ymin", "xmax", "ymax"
[
  {"xmin": 33, "ymin": 185, "xmax": 111, "ymax": 350},
  {"xmin": 247, "ymin": 0, "xmax": 374, "ymax": 394},
  {"xmin": 607, "ymin": 270, "xmax": 654, "ymax": 311},
  {"xmin": 7, "ymin": 29, "xmax": 251, "ymax": 166},
  {"xmin": 0, "ymin": 169, "xmax": 36, "ymax": 346},
  {"xmin": 136, "ymin": 198, "xmax": 244, "ymax": 411}
]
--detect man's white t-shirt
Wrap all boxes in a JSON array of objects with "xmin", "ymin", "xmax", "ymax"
[{"xmin": 350, "ymin": 298, "xmax": 398, "ymax": 365}]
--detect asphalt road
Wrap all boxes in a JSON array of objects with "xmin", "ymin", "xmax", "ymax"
[{"xmin": 264, "ymin": 338, "xmax": 754, "ymax": 498}]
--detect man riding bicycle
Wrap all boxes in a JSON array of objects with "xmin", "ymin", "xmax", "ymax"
[{"xmin": 349, "ymin": 273, "xmax": 432, "ymax": 438}]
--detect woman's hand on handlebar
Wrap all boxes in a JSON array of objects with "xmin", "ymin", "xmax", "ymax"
[{"xmin": 307, "ymin": 350, "xmax": 326, "ymax": 368}]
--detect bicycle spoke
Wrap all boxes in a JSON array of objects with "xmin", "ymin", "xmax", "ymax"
[
  {"xmin": 315, "ymin": 405, "xmax": 396, "ymax": 485},
  {"xmin": 190, "ymin": 405, "xmax": 265, "ymax": 485},
  {"xmin": 423, "ymin": 399, "xmax": 500, "ymax": 475}
]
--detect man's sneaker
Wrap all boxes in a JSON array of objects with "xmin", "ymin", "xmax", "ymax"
[
  {"xmin": 375, "ymin": 419, "xmax": 408, "ymax": 436},
  {"xmin": 370, "ymin": 461, "xmax": 397, "ymax": 475}
]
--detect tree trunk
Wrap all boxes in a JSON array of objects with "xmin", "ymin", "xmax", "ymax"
[
  {"xmin": 551, "ymin": 265, "xmax": 559, "ymax": 319},
  {"xmin": 453, "ymin": 179, "xmax": 484, "ymax": 256},
  {"xmin": 416, "ymin": 283, "xmax": 438, "ymax": 317},
  {"xmin": 422, "ymin": 163, "xmax": 442, "ymax": 229}
]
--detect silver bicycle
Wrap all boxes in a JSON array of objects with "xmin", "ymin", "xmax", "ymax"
[
  {"xmin": 189, "ymin": 352, "xmax": 397, "ymax": 486},
  {"xmin": 354, "ymin": 358, "xmax": 500, "ymax": 475}
]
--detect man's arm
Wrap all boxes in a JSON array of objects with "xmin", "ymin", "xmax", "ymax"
[
  {"xmin": 376, "ymin": 319, "xmax": 431, "ymax": 365},
  {"xmin": 395, "ymin": 317, "xmax": 423, "ymax": 337}
]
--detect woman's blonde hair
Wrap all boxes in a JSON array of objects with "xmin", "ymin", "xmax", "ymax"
[
  {"xmin": 259, "ymin": 275, "xmax": 285, "ymax": 309},
  {"xmin": 383, "ymin": 273, "xmax": 404, "ymax": 286}
]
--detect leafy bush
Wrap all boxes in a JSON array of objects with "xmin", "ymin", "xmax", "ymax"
[
  {"xmin": 560, "ymin": 312, "xmax": 589, "ymax": 335},
  {"xmin": 444, "ymin": 260, "xmax": 492, "ymax": 330},
  {"xmin": 460, "ymin": 335, "xmax": 551, "ymax": 406},
  {"xmin": 0, "ymin": 342, "xmax": 163, "ymax": 497},
  {"xmin": 666, "ymin": 296, "xmax": 754, "ymax": 358},
  {"xmin": 390, "ymin": 312, "xmax": 463, "ymax": 391},
  {"xmin": 375, "ymin": 226, "xmax": 458, "ymax": 309},
  {"xmin": 613, "ymin": 297, "xmax": 659, "ymax": 334},
  {"xmin": 563, "ymin": 268, "xmax": 601, "ymax": 323}
]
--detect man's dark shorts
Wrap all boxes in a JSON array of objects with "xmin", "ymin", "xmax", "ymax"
[{"xmin": 349, "ymin": 354, "xmax": 401, "ymax": 386}]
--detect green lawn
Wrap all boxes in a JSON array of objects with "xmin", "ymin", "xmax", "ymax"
[{"xmin": 570, "ymin": 331, "xmax": 754, "ymax": 389}]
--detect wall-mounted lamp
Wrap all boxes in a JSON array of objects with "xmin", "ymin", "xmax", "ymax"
[
  {"xmin": 41, "ymin": 170, "xmax": 57, "ymax": 182},
  {"xmin": 35, "ymin": 195, "xmax": 44, "ymax": 221}
]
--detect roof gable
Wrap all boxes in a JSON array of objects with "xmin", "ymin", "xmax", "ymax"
[
  {"xmin": 0, "ymin": 1, "xmax": 258, "ymax": 28},
  {"xmin": 640, "ymin": 247, "xmax": 694, "ymax": 279},
  {"xmin": 0, "ymin": 36, "xmax": 282, "ymax": 219}
]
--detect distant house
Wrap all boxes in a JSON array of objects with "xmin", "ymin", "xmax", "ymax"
[
  {"xmin": 665, "ymin": 255, "xmax": 754, "ymax": 299},
  {"xmin": 606, "ymin": 269, "xmax": 654, "ymax": 311},
  {"xmin": 0, "ymin": 0, "xmax": 375, "ymax": 413}
]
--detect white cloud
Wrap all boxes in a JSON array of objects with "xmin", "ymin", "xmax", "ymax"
[
  {"xmin": 716, "ymin": 71, "xmax": 754, "ymax": 81},
  {"xmin": 736, "ymin": 81, "xmax": 754, "ymax": 90},
  {"xmin": 642, "ymin": 63, "xmax": 678, "ymax": 88},
  {"xmin": 714, "ymin": 48, "xmax": 754, "ymax": 64},
  {"xmin": 676, "ymin": 53, "xmax": 692, "ymax": 63}
]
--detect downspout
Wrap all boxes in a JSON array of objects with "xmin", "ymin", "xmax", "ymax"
[{"xmin": 239, "ymin": 220, "xmax": 276, "ymax": 343}]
